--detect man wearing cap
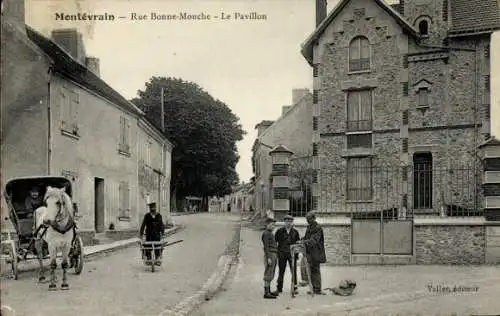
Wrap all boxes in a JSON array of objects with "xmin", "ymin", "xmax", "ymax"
[
  {"xmin": 140, "ymin": 202, "xmax": 165, "ymax": 265},
  {"xmin": 274, "ymin": 214, "xmax": 300, "ymax": 294},
  {"xmin": 25, "ymin": 186, "xmax": 44, "ymax": 218},
  {"xmin": 261, "ymin": 217, "xmax": 279, "ymax": 299},
  {"xmin": 299, "ymin": 211, "xmax": 326, "ymax": 295}
]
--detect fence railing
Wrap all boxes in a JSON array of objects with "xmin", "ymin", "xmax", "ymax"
[{"xmin": 287, "ymin": 166, "xmax": 482, "ymax": 218}]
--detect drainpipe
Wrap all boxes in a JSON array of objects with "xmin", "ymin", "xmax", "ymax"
[{"xmin": 47, "ymin": 65, "xmax": 54, "ymax": 175}]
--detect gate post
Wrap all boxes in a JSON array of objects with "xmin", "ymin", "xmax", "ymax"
[
  {"xmin": 480, "ymin": 137, "xmax": 500, "ymax": 221},
  {"xmin": 269, "ymin": 145, "xmax": 293, "ymax": 221},
  {"xmin": 479, "ymin": 137, "xmax": 500, "ymax": 264}
]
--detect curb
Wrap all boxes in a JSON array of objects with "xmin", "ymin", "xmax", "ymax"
[
  {"xmin": 2, "ymin": 225, "xmax": 185, "ymax": 276},
  {"xmin": 159, "ymin": 219, "xmax": 242, "ymax": 316}
]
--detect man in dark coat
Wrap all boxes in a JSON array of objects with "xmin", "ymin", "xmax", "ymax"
[
  {"xmin": 274, "ymin": 214, "xmax": 300, "ymax": 294},
  {"xmin": 140, "ymin": 202, "xmax": 165, "ymax": 265},
  {"xmin": 300, "ymin": 211, "xmax": 326, "ymax": 295},
  {"xmin": 261, "ymin": 217, "xmax": 279, "ymax": 299},
  {"xmin": 25, "ymin": 186, "xmax": 44, "ymax": 218}
]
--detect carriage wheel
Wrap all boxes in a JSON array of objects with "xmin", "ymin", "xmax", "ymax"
[
  {"xmin": 72, "ymin": 236, "xmax": 84, "ymax": 275},
  {"xmin": 10, "ymin": 248, "xmax": 18, "ymax": 280}
]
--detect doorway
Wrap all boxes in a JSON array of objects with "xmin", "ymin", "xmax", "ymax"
[
  {"xmin": 413, "ymin": 153, "xmax": 433, "ymax": 209},
  {"xmin": 94, "ymin": 177, "xmax": 105, "ymax": 233}
]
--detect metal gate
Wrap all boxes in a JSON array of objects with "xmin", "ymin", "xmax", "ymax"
[{"xmin": 346, "ymin": 165, "xmax": 414, "ymax": 256}]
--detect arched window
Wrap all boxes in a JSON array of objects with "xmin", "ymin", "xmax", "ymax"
[
  {"xmin": 349, "ymin": 36, "xmax": 371, "ymax": 72},
  {"xmin": 419, "ymin": 20, "xmax": 429, "ymax": 36}
]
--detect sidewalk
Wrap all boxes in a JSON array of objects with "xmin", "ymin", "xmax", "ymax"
[
  {"xmin": 196, "ymin": 224, "xmax": 500, "ymax": 316},
  {"xmin": 0, "ymin": 225, "xmax": 184, "ymax": 276}
]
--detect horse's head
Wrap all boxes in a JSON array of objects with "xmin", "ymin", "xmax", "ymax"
[{"xmin": 43, "ymin": 186, "xmax": 73, "ymax": 226}]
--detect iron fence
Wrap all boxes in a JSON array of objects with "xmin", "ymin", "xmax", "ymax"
[{"xmin": 287, "ymin": 165, "xmax": 482, "ymax": 218}]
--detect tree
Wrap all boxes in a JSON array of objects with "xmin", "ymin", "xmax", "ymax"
[
  {"xmin": 131, "ymin": 76, "xmax": 245, "ymax": 210},
  {"xmin": 289, "ymin": 155, "xmax": 314, "ymax": 216}
]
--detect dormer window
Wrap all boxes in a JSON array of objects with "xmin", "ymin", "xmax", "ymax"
[
  {"xmin": 417, "ymin": 88, "xmax": 429, "ymax": 107},
  {"xmin": 419, "ymin": 20, "xmax": 429, "ymax": 36},
  {"xmin": 415, "ymin": 16, "xmax": 432, "ymax": 37},
  {"xmin": 414, "ymin": 79, "xmax": 432, "ymax": 109}
]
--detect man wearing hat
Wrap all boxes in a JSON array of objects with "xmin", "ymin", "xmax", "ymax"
[
  {"xmin": 140, "ymin": 202, "xmax": 165, "ymax": 265},
  {"xmin": 25, "ymin": 186, "xmax": 44, "ymax": 218},
  {"xmin": 261, "ymin": 217, "xmax": 279, "ymax": 299},
  {"xmin": 299, "ymin": 211, "xmax": 326, "ymax": 295},
  {"xmin": 274, "ymin": 214, "xmax": 300, "ymax": 294}
]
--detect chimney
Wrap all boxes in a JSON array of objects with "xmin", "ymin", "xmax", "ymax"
[
  {"xmin": 292, "ymin": 89, "xmax": 310, "ymax": 104},
  {"xmin": 2, "ymin": 0, "xmax": 26, "ymax": 31},
  {"xmin": 282, "ymin": 106, "xmax": 291, "ymax": 116},
  {"xmin": 316, "ymin": 0, "xmax": 327, "ymax": 27},
  {"xmin": 51, "ymin": 28, "xmax": 87, "ymax": 64},
  {"xmin": 86, "ymin": 57, "xmax": 100, "ymax": 77},
  {"xmin": 255, "ymin": 120, "xmax": 274, "ymax": 136}
]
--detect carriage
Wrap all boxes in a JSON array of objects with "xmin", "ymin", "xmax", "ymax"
[{"xmin": 1, "ymin": 176, "xmax": 84, "ymax": 280}]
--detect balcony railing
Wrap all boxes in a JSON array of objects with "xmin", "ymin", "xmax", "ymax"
[
  {"xmin": 349, "ymin": 58, "xmax": 370, "ymax": 72},
  {"xmin": 347, "ymin": 120, "xmax": 372, "ymax": 132}
]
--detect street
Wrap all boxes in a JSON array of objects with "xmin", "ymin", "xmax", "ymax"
[
  {"xmin": 0, "ymin": 213, "xmax": 240, "ymax": 316},
  {"xmin": 195, "ymin": 223, "xmax": 500, "ymax": 316}
]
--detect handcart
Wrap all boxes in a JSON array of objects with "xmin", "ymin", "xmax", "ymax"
[
  {"xmin": 139, "ymin": 239, "xmax": 183, "ymax": 272},
  {"xmin": 290, "ymin": 243, "xmax": 314, "ymax": 297}
]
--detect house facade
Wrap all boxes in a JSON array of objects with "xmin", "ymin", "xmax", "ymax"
[
  {"xmin": 292, "ymin": 0, "xmax": 500, "ymax": 265},
  {"xmin": 252, "ymin": 89, "xmax": 313, "ymax": 216},
  {"xmin": 302, "ymin": 0, "xmax": 498, "ymax": 215},
  {"xmin": 1, "ymin": 0, "xmax": 173, "ymax": 244}
]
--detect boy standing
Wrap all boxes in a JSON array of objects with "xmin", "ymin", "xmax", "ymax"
[{"xmin": 262, "ymin": 217, "xmax": 279, "ymax": 299}]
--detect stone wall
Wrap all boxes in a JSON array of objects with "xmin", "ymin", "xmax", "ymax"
[
  {"xmin": 415, "ymin": 224, "xmax": 485, "ymax": 264},
  {"xmin": 281, "ymin": 222, "xmax": 351, "ymax": 265}
]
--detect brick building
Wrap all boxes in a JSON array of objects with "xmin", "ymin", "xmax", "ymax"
[
  {"xmin": 302, "ymin": 0, "xmax": 499, "ymax": 215},
  {"xmin": 252, "ymin": 89, "xmax": 313, "ymax": 215},
  {"xmin": 1, "ymin": 0, "xmax": 173, "ymax": 244}
]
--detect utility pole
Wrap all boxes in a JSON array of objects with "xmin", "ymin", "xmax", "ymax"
[{"xmin": 161, "ymin": 87, "xmax": 165, "ymax": 132}]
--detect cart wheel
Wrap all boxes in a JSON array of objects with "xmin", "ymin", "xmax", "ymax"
[
  {"xmin": 72, "ymin": 236, "xmax": 84, "ymax": 275},
  {"xmin": 10, "ymin": 248, "xmax": 18, "ymax": 280}
]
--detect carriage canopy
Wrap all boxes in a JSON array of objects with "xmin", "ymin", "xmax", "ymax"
[{"xmin": 4, "ymin": 176, "xmax": 73, "ymax": 202}]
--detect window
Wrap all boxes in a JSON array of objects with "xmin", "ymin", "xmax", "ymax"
[
  {"xmin": 119, "ymin": 116, "xmax": 130, "ymax": 155},
  {"xmin": 349, "ymin": 36, "xmax": 370, "ymax": 72},
  {"xmin": 60, "ymin": 87, "xmax": 80, "ymax": 136},
  {"xmin": 413, "ymin": 153, "xmax": 432, "ymax": 209},
  {"xmin": 418, "ymin": 20, "xmax": 429, "ymax": 36},
  {"xmin": 417, "ymin": 88, "xmax": 429, "ymax": 107},
  {"xmin": 347, "ymin": 90, "xmax": 372, "ymax": 132},
  {"xmin": 118, "ymin": 181, "xmax": 130, "ymax": 219},
  {"xmin": 347, "ymin": 134, "xmax": 372, "ymax": 149},
  {"xmin": 347, "ymin": 157, "xmax": 372, "ymax": 201}
]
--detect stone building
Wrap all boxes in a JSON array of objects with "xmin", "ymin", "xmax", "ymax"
[
  {"xmin": 302, "ymin": 0, "xmax": 498, "ymax": 215},
  {"xmin": 1, "ymin": 0, "xmax": 173, "ymax": 244},
  {"xmin": 288, "ymin": 0, "xmax": 500, "ymax": 265},
  {"xmin": 252, "ymin": 89, "xmax": 313, "ymax": 214}
]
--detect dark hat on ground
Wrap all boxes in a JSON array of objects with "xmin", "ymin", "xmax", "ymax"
[
  {"xmin": 265, "ymin": 217, "xmax": 276, "ymax": 223},
  {"xmin": 284, "ymin": 215, "xmax": 294, "ymax": 221}
]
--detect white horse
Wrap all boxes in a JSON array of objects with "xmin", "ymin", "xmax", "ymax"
[{"xmin": 33, "ymin": 186, "xmax": 75, "ymax": 291}]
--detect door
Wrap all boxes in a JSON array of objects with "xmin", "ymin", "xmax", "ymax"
[
  {"xmin": 94, "ymin": 177, "xmax": 105, "ymax": 233},
  {"xmin": 413, "ymin": 153, "xmax": 433, "ymax": 209}
]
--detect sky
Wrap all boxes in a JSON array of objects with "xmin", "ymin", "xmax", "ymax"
[{"xmin": 25, "ymin": 0, "xmax": 499, "ymax": 184}]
